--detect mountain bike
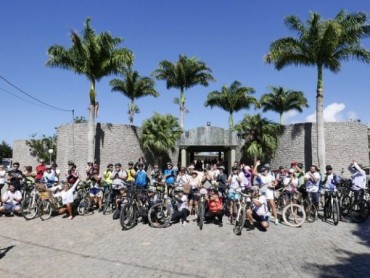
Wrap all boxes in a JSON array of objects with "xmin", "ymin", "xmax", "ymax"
[
  {"xmin": 120, "ymin": 187, "xmax": 149, "ymax": 230},
  {"xmin": 300, "ymin": 189, "xmax": 318, "ymax": 223},
  {"xmin": 233, "ymin": 190, "xmax": 252, "ymax": 235},
  {"xmin": 323, "ymin": 188, "xmax": 340, "ymax": 225},
  {"xmin": 21, "ymin": 184, "xmax": 40, "ymax": 220},
  {"xmin": 147, "ymin": 188, "xmax": 173, "ymax": 228},
  {"xmin": 345, "ymin": 189, "xmax": 370, "ymax": 223},
  {"xmin": 74, "ymin": 181, "xmax": 92, "ymax": 216},
  {"xmin": 38, "ymin": 192, "xmax": 63, "ymax": 220},
  {"xmin": 281, "ymin": 190, "xmax": 306, "ymax": 227}
]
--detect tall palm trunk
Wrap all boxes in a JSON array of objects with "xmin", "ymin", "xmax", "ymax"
[
  {"xmin": 228, "ymin": 112, "xmax": 234, "ymax": 129},
  {"xmin": 179, "ymin": 89, "xmax": 185, "ymax": 129},
  {"xmin": 279, "ymin": 113, "xmax": 284, "ymax": 125},
  {"xmin": 88, "ymin": 81, "xmax": 96, "ymax": 163},
  {"xmin": 316, "ymin": 66, "xmax": 325, "ymax": 173},
  {"xmin": 129, "ymin": 99, "xmax": 135, "ymax": 125}
]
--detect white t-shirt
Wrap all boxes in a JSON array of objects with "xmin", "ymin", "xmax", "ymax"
[
  {"xmin": 252, "ymin": 195, "xmax": 268, "ymax": 216},
  {"xmin": 283, "ymin": 177, "xmax": 298, "ymax": 192},
  {"xmin": 304, "ymin": 171, "xmax": 320, "ymax": 192},
  {"xmin": 53, "ymin": 179, "xmax": 79, "ymax": 205},
  {"xmin": 176, "ymin": 174, "xmax": 190, "ymax": 186},
  {"xmin": 188, "ymin": 176, "xmax": 200, "ymax": 190},
  {"xmin": 239, "ymin": 172, "xmax": 250, "ymax": 188},
  {"xmin": 176, "ymin": 194, "xmax": 189, "ymax": 211},
  {"xmin": 351, "ymin": 170, "xmax": 366, "ymax": 190},
  {"xmin": 0, "ymin": 170, "xmax": 6, "ymax": 184},
  {"xmin": 229, "ymin": 174, "xmax": 241, "ymax": 192},
  {"xmin": 2, "ymin": 190, "xmax": 22, "ymax": 204},
  {"xmin": 257, "ymin": 174, "xmax": 275, "ymax": 189}
]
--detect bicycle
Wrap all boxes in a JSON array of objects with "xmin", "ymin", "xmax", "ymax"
[
  {"xmin": 323, "ymin": 188, "xmax": 340, "ymax": 225},
  {"xmin": 37, "ymin": 190, "xmax": 63, "ymax": 221},
  {"xmin": 74, "ymin": 181, "xmax": 92, "ymax": 216},
  {"xmin": 300, "ymin": 187, "xmax": 318, "ymax": 223},
  {"xmin": 233, "ymin": 190, "xmax": 252, "ymax": 235},
  {"xmin": 20, "ymin": 183, "xmax": 40, "ymax": 220},
  {"xmin": 344, "ymin": 189, "xmax": 370, "ymax": 223},
  {"xmin": 197, "ymin": 188, "xmax": 208, "ymax": 230},
  {"xmin": 281, "ymin": 190, "xmax": 306, "ymax": 227},
  {"xmin": 147, "ymin": 187, "xmax": 173, "ymax": 228}
]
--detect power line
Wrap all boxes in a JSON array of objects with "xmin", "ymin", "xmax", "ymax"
[{"xmin": 0, "ymin": 74, "xmax": 73, "ymax": 112}]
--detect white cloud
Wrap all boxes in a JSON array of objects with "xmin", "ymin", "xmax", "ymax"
[
  {"xmin": 305, "ymin": 102, "xmax": 346, "ymax": 122},
  {"xmin": 284, "ymin": 110, "xmax": 298, "ymax": 124}
]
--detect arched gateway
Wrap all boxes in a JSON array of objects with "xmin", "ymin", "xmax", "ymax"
[{"xmin": 178, "ymin": 126, "xmax": 241, "ymax": 172}]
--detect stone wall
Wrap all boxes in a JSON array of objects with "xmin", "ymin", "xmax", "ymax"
[
  {"xmin": 12, "ymin": 140, "xmax": 39, "ymax": 170},
  {"xmin": 270, "ymin": 122, "xmax": 369, "ymax": 176}
]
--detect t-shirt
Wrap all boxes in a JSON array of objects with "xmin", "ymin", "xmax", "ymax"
[
  {"xmin": 229, "ymin": 174, "xmax": 241, "ymax": 192},
  {"xmin": 351, "ymin": 169, "xmax": 366, "ymax": 190},
  {"xmin": 252, "ymin": 195, "xmax": 268, "ymax": 216},
  {"xmin": 2, "ymin": 190, "xmax": 22, "ymax": 205},
  {"xmin": 0, "ymin": 170, "xmax": 7, "ymax": 184},
  {"xmin": 164, "ymin": 169, "xmax": 175, "ymax": 184},
  {"xmin": 35, "ymin": 164, "xmax": 47, "ymax": 180},
  {"xmin": 283, "ymin": 177, "xmax": 298, "ymax": 192},
  {"xmin": 256, "ymin": 174, "xmax": 275, "ymax": 190},
  {"xmin": 127, "ymin": 168, "xmax": 136, "ymax": 182},
  {"xmin": 135, "ymin": 170, "xmax": 147, "ymax": 186},
  {"xmin": 53, "ymin": 179, "xmax": 79, "ymax": 205},
  {"xmin": 304, "ymin": 172, "xmax": 321, "ymax": 192},
  {"xmin": 175, "ymin": 195, "xmax": 189, "ymax": 211}
]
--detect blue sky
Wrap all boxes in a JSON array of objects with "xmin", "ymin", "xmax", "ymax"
[{"xmin": 1, "ymin": 0, "xmax": 370, "ymax": 147}]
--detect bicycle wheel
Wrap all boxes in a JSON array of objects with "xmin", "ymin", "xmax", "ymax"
[
  {"xmin": 148, "ymin": 202, "xmax": 172, "ymax": 228},
  {"xmin": 77, "ymin": 196, "xmax": 91, "ymax": 215},
  {"xmin": 324, "ymin": 199, "xmax": 332, "ymax": 222},
  {"xmin": 282, "ymin": 203, "xmax": 306, "ymax": 227},
  {"xmin": 38, "ymin": 200, "xmax": 52, "ymax": 220},
  {"xmin": 340, "ymin": 195, "xmax": 352, "ymax": 217},
  {"xmin": 304, "ymin": 200, "xmax": 317, "ymax": 223},
  {"xmin": 233, "ymin": 208, "xmax": 245, "ymax": 235},
  {"xmin": 21, "ymin": 196, "xmax": 39, "ymax": 220},
  {"xmin": 103, "ymin": 191, "xmax": 113, "ymax": 215},
  {"xmin": 332, "ymin": 198, "xmax": 340, "ymax": 225},
  {"xmin": 198, "ymin": 202, "xmax": 205, "ymax": 230},
  {"xmin": 120, "ymin": 203, "xmax": 137, "ymax": 230},
  {"xmin": 349, "ymin": 200, "xmax": 370, "ymax": 223}
]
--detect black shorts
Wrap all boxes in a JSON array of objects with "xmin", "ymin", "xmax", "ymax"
[{"xmin": 252, "ymin": 211, "xmax": 269, "ymax": 222}]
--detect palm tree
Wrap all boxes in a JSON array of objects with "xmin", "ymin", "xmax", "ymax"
[
  {"xmin": 260, "ymin": 86, "xmax": 308, "ymax": 125},
  {"xmin": 204, "ymin": 80, "xmax": 258, "ymax": 128},
  {"xmin": 234, "ymin": 114, "xmax": 280, "ymax": 164},
  {"xmin": 46, "ymin": 18, "xmax": 133, "ymax": 162},
  {"xmin": 153, "ymin": 55, "xmax": 215, "ymax": 129},
  {"xmin": 265, "ymin": 10, "xmax": 370, "ymax": 172},
  {"xmin": 140, "ymin": 112, "xmax": 182, "ymax": 166},
  {"xmin": 26, "ymin": 135, "xmax": 57, "ymax": 162},
  {"xmin": 110, "ymin": 67, "xmax": 159, "ymax": 125}
]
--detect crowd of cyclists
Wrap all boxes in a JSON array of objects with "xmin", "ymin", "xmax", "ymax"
[{"xmin": 0, "ymin": 155, "xmax": 368, "ymax": 231}]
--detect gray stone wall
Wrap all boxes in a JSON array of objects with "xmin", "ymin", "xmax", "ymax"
[
  {"xmin": 12, "ymin": 140, "xmax": 39, "ymax": 170},
  {"xmin": 270, "ymin": 122, "xmax": 369, "ymax": 177}
]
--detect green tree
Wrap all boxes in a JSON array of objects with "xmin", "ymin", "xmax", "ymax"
[
  {"xmin": 265, "ymin": 10, "xmax": 370, "ymax": 172},
  {"xmin": 153, "ymin": 55, "xmax": 215, "ymax": 129},
  {"xmin": 46, "ymin": 17, "xmax": 133, "ymax": 162},
  {"xmin": 260, "ymin": 86, "xmax": 308, "ymax": 125},
  {"xmin": 0, "ymin": 141, "xmax": 12, "ymax": 161},
  {"xmin": 234, "ymin": 114, "xmax": 280, "ymax": 164},
  {"xmin": 140, "ymin": 112, "xmax": 182, "ymax": 166},
  {"xmin": 204, "ymin": 80, "xmax": 258, "ymax": 128},
  {"xmin": 110, "ymin": 67, "xmax": 159, "ymax": 125},
  {"xmin": 26, "ymin": 135, "xmax": 57, "ymax": 163}
]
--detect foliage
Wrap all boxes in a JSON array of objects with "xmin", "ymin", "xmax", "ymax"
[
  {"xmin": 74, "ymin": 116, "xmax": 88, "ymax": 123},
  {"xmin": 153, "ymin": 54, "xmax": 215, "ymax": 128},
  {"xmin": 260, "ymin": 86, "xmax": 308, "ymax": 124},
  {"xmin": 204, "ymin": 80, "xmax": 258, "ymax": 128},
  {"xmin": 234, "ymin": 114, "xmax": 281, "ymax": 164},
  {"xmin": 264, "ymin": 10, "xmax": 370, "ymax": 172},
  {"xmin": 140, "ymin": 112, "xmax": 182, "ymax": 165},
  {"xmin": 0, "ymin": 141, "xmax": 12, "ymax": 161},
  {"xmin": 26, "ymin": 135, "xmax": 57, "ymax": 163},
  {"xmin": 110, "ymin": 67, "xmax": 159, "ymax": 125}
]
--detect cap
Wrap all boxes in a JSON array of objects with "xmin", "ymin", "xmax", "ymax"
[
  {"xmin": 128, "ymin": 161, "xmax": 134, "ymax": 166},
  {"xmin": 279, "ymin": 166, "xmax": 284, "ymax": 170},
  {"xmin": 188, "ymin": 165, "xmax": 195, "ymax": 169},
  {"xmin": 175, "ymin": 186, "xmax": 184, "ymax": 192},
  {"xmin": 326, "ymin": 165, "xmax": 333, "ymax": 171},
  {"xmin": 39, "ymin": 159, "xmax": 45, "ymax": 163},
  {"xmin": 167, "ymin": 162, "xmax": 173, "ymax": 166},
  {"xmin": 260, "ymin": 167, "xmax": 267, "ymax": 172},
  {"xmin": 297, "ymin": 163, "xmax": 304, "ymax": 169},
  {"xmin": 107, "ymin": 163, "xmax": 113, "ymax": 167},
  {"xmin": 115, "ymin": 163, "xmax": 121, "ymax": 167},
  {"xmin": 232, "ymin": 166, "xmax": 238, "ymax": 171},
  {"xmin": 46, "ymin": 165, "xmax": 52, "ymax": 169},
  {"xmin": 218, "ymin": 166, "xmax": 225, "ymax": 170},
  {"xmin": 191, "ymin": 171, "xmax": 198, "ymax": 176},
  {"xmin": 263, "ymin": 163, "xmax": 271, "ymax": 169}
]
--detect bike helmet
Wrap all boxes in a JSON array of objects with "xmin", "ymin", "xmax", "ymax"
[
  {"xmin": 107, "ymin": 163, "xmax": 113, "ymax": 168},
  {"xmin": 175, "ymin": 186, "xmax": 184, "ymax": 192}
]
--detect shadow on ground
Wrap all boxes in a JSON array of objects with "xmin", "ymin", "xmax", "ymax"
[{"xmin": 0, "ymin": 245, "xmax": 15, "ymax": 259}]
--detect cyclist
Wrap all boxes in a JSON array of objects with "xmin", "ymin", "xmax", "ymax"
[
  {"xmin": 41, "ymin": 165, "xmax": 57, "ymax": 187},
  {"xmin": 215, "ymin": 165, "xmax": 228, "ymax": 194},
  {"xmin": 0, "ymin": 182, "xmax": 22, "ymax": 215},
  {"xmin": 54, "ymin": 179, "xmax": 80, "ymax": 220},
  {"xmin": 126, "ymin": 161, "xmax": 136, "ymax": 185},
  {"xmin": 135, "ymin": 163, "xmax": 148, "ymax": 189},
  {"xmin": 348, "ymin": 160, "xmax": 366, "ymax": 202},
  {"xmin": 171, "ymin": 187, "xmax": 190, "ymax": 227},
  {"xmin": 246, "ymin": 186, "xmax": 269, "ymax": 231},
  {"xmin": 164, "ymin": 162, "xmax": 176, "ymax": 196},
  {"xmin": 227, "ymin": 166, "xmax": 242, "ymax": 221},
  {"xmin": 23, "ymin": 166, "xmax": 36, "ymax": 185},
  {"xmin": 7, "ymin": 162, "xmax": 23, "ymax": 191},
  {"xmin": 320, "ymin": 165, "xmax": 340, "ymax": 204},
  {"xmin": 254, "ymin": 161, "xmax": 278, "ymax": 225},
  {"xmin": 188, "ymin": 170, "xmax": 201, "ymax": 216},
  {"xmin": 149, "ymin": 164, "xmax": 160, "ymax": 186},
  {"xmin": 51, "ymin": 163, "xmax": 61, "ymax": 181},
  {"xmin": 35, "ymin": 159, "xmax": 46, "ymax": 183},
  {"xmin": 239, "ymin": 165, "xmax": 252, "ymax": 191},
  {"xmin": 65, "ymin": 161, "xmax": 79, "ymax": 185},
  {"xmin": 103, "ymin": 163, "xmax": 113, "ymax": 185},
  {"xmin": 204, "ymin": 187, "xmax": 224, "ymax": 227},
  {"xmin": 111, "ymin": 163, "xmax": 128, "ymax": 208},
  {"xmin": 304, "ymin": 165, "xmax": 321, "ymax": 207},
  {"xmin": 282, "ymin": 169, "xmax": 299, "ymax": 202},
  {"xmin": 88, "ymin": 165, "xmax": 103, "ymax": 212}
]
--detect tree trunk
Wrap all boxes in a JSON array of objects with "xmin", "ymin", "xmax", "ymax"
[
  {"xmin": 280, "ymin": 113, "xmax": 284, "ymax": 125},
  {"xmin": 228, "ymin": 112, "xmax": 233, "ymax": 129},
  {"xmin": 179, "ymin": 89, "xmax": 185, "ymax": 129},
  {"xmin": 87, "ymin": 81, "xmax": 96, "ymax": 163},
  {"xmin": 316, "ymin": 66, "xmax": 325, "ymax": 174}
]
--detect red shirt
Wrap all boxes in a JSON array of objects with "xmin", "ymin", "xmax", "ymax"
[{"xmin": 36, "ymin": 164, "xmax": 46, "ymax": 180}]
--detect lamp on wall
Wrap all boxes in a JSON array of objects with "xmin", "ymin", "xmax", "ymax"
[
  {"xmin": 206, "ymin": 122, "xmax": 211, "ymax": 126},
  {"xmin": 48, "ymin": 149, "xmax": 54, "ymax": 165}
]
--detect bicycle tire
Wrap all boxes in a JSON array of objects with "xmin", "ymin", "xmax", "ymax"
[
  {"xmin": 304, "ymin": 200, "xmax": 317, "ymax": 223},
  {"xmin": 103, "ymin": 191, "xmax": 113, "ymax": 215},
  {"xmin": 148, "ymin": 202, "xmax": 172, "ymax": 228},
  {"xmin": 198, "ymin": 202, "xmax": 205, "ymax": 230},
  {"xmin": 282, "ymin": 203, "xmax": 306, "ymax": 227},
  {"xmin": 21, "ymin": 196, "xmax": 38, "ymax": 220},
  {"xmin": 38, "ymin": 200, "xmax": 52, "ymax": 220},
  {"xmin": 77, "ymin": 196, "xmax": 92, "ymax": 215},
  {"xmin": 120, "ymin": 203, "xmax": 137, "ymax": 230},
  {"xmin": 332, "ymin": 198, "xmax": 340, "ymax": 225},
  {"xmin": 324, "ymin": 199, "xmax": 332, "ymax": 221},
  {"xmin": 349, "ymin": 200, "xmax": 369, "ymax": 223},
  {"xmin": 233, "ymin": 207, "xmax": 245, "ymax": 235},
  {"xmin": 340, "ymin": 195, "xmax": 352, "ymax": 217}
]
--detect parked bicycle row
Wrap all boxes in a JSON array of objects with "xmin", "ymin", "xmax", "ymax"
[{"xmin": 1, "ymin": 158, "xmax": 369, "ymax": 235}]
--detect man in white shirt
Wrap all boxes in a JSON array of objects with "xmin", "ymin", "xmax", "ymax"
[
  {"xmin": 304, "ymin": 165, "xmax": 321, "ymax": 206},
  {"xmin": 246, "ymin": 186, "xmax": 269, "ymax": 231},
  {"xmin": 0, "ymin": 183, "xmax": 22, "ymax": 214}
]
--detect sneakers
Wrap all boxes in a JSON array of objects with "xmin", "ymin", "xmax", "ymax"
[
  {"xmin": 182, "ymin": 220, "xmax": 186, "ymax": 227},
  {"xmin": 246, "ymin": 223, "xmax": 255, "ymax": 231},
  {"xmin": 274, "ymin": 219, "xmax": 280, "ymax": 225},
  {"xmin": 67, "ymin": 216, "xmax": 73, "ymax": 220},
  {"xmin": 98, "ymin": 208, "xmax": 103, "ymax": 212},
  {"xmin": 218, "ymin": 222, "xmax": 223, "ymax": 227}
]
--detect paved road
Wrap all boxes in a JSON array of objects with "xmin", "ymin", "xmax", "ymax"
[{"xmin": 0, "ymin": 210, "xmax": 369, "ymax": 278}]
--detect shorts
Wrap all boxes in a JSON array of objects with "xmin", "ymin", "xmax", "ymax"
[
  {"xmin": 228, "ymin": 191, "xmax": 241, "ymax": 201},
  {"xmin": 89, "ymin": 188, "xmax": 103, "ymax": 197},
  {"xmin": 266, "ymin": 188, "xmax": 274, "ymax": 200},
  {"xmin": 252, "ymin": 211, "xmax": 269, "ymax": 222},
  {"xmin": 2, "ymin": 203, "xmax": 20, "ymax": 212},
  {"xmin": 188, "ymin": 189, "xmax": 199, "ymax": 201}
]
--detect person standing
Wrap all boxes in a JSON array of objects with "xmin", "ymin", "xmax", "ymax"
[
  {"xmin": 35, "ymin": 159, "xmax": 47, "ymax": 182},
  {"xmin": 304, "ymin": 165, "xmax": 321, "ymax": 207},
  {"xmin": 7, "ymin": 162, "xmax": 23, "ymax": 191},
  {"xmin": 0, "ymin": 165, "xmax": 6, "ymax": 200}
]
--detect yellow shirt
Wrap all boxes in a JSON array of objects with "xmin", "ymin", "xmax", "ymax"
[{"xmin": 127, "ymin": 168, "xmax": 136, "ymax": 182}]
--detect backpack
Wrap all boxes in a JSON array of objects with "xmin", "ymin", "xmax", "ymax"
[{"xmin": 135, "ymin": 170, "xmax": 147, "ymax": 186}]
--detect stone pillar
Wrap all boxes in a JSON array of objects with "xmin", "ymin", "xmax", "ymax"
[
  {"xmin": 181, "ymin": 148, "xmax": 187, "ymax": 167},
  {"xmin": 229, "ymin": 148, "xmax": 236, "ymax": 174}
]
